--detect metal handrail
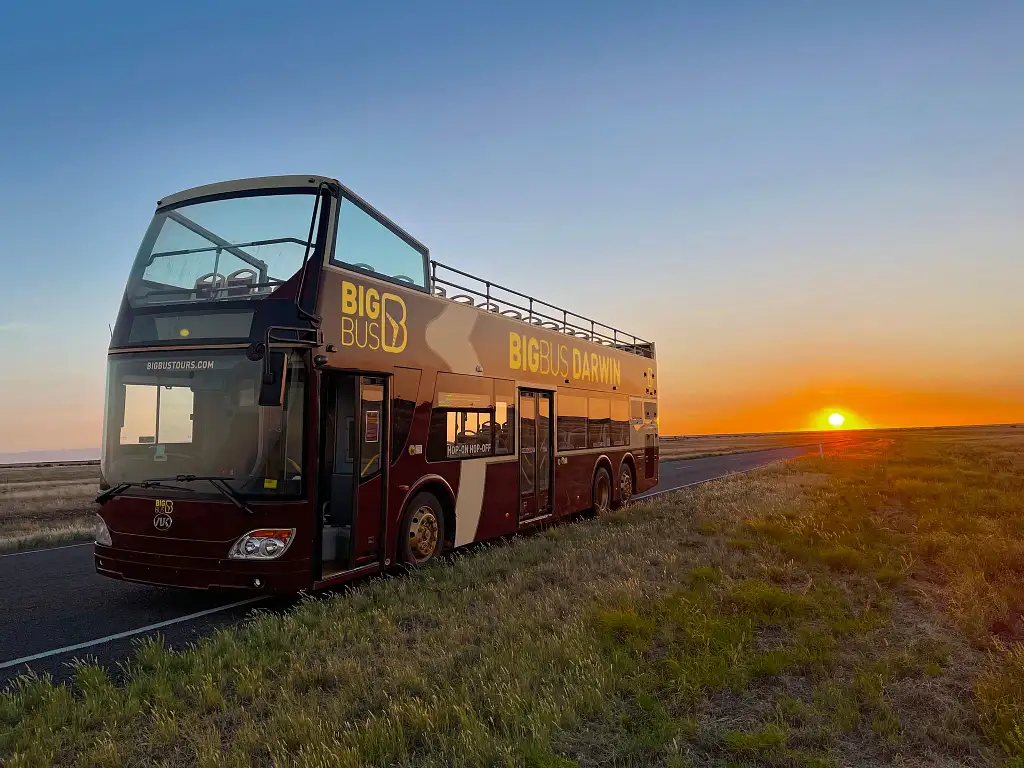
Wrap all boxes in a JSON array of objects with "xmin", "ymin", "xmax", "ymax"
[{"xmin": 429, "ymin": 260, "xmax": 653, "ymax": 358}]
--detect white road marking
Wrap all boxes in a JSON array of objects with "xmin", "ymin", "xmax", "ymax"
[
  {"xmin": 0, "ymin": 597, "xmax": 266, "ymax": 671},
  {"xmin": 0, "ymin": 542, "xmax": 92, "ymax": 559}
]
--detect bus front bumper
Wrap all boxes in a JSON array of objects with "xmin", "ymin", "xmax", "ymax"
[{"xmin": 94, "ymin": 545, "xmax": 310, "ymax": 592}]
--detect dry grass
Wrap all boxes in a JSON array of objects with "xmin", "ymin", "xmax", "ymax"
[
  {"xmin": 1, "ymin": 429, "xmax": 1022, "ymax": 766},
  {"xmin": 0, "ymin": 463, "xmax": 98, "ymax": 552}
]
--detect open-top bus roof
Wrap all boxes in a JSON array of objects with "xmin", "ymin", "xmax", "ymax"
[{"xmin": 154, "ymin": 175, "xmax": 654, "ymax": 358}]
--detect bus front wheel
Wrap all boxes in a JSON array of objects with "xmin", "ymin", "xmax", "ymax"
[
  {"xmin": 592, "ymin": 467, "xmax": 612, "ymax": 516},
  {"xmin": 399, "ymin": 492, "xmax": 445, "ymax": 566}
]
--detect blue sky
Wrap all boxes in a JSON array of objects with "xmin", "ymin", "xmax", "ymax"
[{"xmin": 1, "ymin": 1, "xmax": 1022, "ymax": 450}]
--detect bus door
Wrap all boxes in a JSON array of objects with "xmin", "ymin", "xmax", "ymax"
[
  {"xmin": 518, "ymin": 389, "xmax": 553, "ymax": 522},
  {"xmin": 319, "ymin": 373, "xmax": 388, "ymax": 578}
]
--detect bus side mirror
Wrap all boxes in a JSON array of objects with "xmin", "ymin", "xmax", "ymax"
[{"xmin": 258, "ymin": 352, "xmax": 287, "ymax": 407}]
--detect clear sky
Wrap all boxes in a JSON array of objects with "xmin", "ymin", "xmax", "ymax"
[{"xmin": 1, "ymin": 1, "xmax": 1022, "ymax": 452}]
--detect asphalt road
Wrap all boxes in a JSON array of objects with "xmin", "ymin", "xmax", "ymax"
[
  {"xmin": 635, "ymin": 444, "xmax": 811, "ymax": 500},
  {"xmin": 0, "ymin": 444, "xmax": 812, "ymax": 686}
]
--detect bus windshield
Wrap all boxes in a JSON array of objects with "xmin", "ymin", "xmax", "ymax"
[
  {"xmin": 125, "ymin": 191, "xmax": 321, "ymax": 307},
  {"xmin": 100, "ymin": 350, "xmax": 306, "ymax": 496}
]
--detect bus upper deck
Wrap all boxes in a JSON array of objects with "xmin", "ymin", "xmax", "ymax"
[{"xmin": 117, "ymin": 174, "xmax": 653, "ymax": 361}]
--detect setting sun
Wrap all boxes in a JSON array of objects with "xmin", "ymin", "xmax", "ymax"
[{"xmin": 808, "ymin": 407, "xmax": 870, "ymax": 432}]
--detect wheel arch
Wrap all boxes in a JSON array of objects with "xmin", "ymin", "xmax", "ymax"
[
  {"xmin": 398, "ymin": 474, "xmax": 457, "ymax": 548},
  {"xmin": 591, "ymin": 454, "xmax": 613, "ymax": 501}
]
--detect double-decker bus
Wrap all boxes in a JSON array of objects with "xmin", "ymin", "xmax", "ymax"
[{"xmin": 95, "ymin": 175, "xmax": 659, "ymax": 591}]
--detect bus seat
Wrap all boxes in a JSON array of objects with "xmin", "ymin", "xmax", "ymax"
[{"xmin": 225, "ymin": 268, "xmax": 258, "ymax": 297}]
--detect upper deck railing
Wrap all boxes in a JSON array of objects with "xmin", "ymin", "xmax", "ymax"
[{"xmin": 429, "ymin": 261, "xmax": 654, "ymax": 359}]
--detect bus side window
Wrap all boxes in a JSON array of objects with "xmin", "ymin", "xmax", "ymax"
[
  {"xmin": 494, "ymin": 379, "xmax": 515, "ymax": 456},
  {"xmin": 556, "ymin": 391, "xmax": 588, "ymax": 450},
  {"xmin": 391, "ymin": 367, "xmax": 421, "ymax": 464},
  {"xmin": 427, "ymin": 373, "xmax": 515, "ymax": 461},
  {"xmin": 630, "ymin": 398, "xmax": 644, "ymax": 427},
  {"xmin": 587, "ymin": 395, "xmax": 611, "ymax": 449},
  {"xmin": 611, "ymin": 395, "xmax": 629, "ymax": 446},
  {"xmin": 333, "ymin": 196, "xmax": 428, "ymax": 289}
]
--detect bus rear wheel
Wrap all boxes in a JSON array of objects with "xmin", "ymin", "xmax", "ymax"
[
  {"xmin": 617, "ymin": 464, "xmax": 634, "ymax": 507},
  {"xmin": 592, "ymin": 467, "xmax": 612, "ymax": 516},
  {"xmin": 399, "ymin": 492, "xmax": 445, "ymax": 566}
]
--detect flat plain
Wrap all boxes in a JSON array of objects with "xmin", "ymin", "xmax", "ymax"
[
  {"xmin": 659, "ymin": 431, "xmax": 852, "ymax": 460},
  {"xmin": 0, "ymin": 430, "xmax": 859, "ymax": 552},
  {"xmin": 0, "ymin": 462, "xmax": 98, "ymax": 551},
  {"xmin": 1, "ymin": 424, "xmax": 1022, "ymax": 766}
]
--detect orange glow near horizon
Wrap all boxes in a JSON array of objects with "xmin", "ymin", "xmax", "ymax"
[{"xmin": 657, "ymin": 379, "xmax": 1024, "ymax": 437}]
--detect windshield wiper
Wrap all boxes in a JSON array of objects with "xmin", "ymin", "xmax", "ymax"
[
  {"xmin": 96, "ymin": 480, "xmax": 201, "ymax": 504},
  {"xmin": 97, "ymin": 476, "xmax": 256, "ymax": 514},
  {"xmin": 147, "ymin": 475, "xmax": 256, "ymax": 515}
]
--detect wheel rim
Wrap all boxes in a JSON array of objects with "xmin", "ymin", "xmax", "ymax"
[
  {"xmin": 408, "ymin": 506, "xmax": 440, "ymax": 563},
  {"xmin": 595, "ymin": 474, "xmax": 611, "ymax": 514},
  {"xmin": 620, "ymin": 468, "xmax": 633, "ymax": 502}
]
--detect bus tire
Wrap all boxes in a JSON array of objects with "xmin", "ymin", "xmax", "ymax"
[
  {"xmin": 592, "ymin": 466, "xmax": 612, "ymax": 516},
  {"xmin": 616, "ymin": 462, "xmax": 634, "ymax": 507},
  {"xmin": 398, "ymin": 492, "xmax": 445, "ymax": 566}
]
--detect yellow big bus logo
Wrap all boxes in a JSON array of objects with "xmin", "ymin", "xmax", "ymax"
[
  {"xmin": 340, "ymin": 281, "xmax": 408, "ymax": 354},
  {"xmin": 153, "ymin": 499, "xmax": 173, "ymax": 531}
]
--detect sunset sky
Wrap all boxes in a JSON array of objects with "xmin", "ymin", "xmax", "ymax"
[{"xmin": 1, "ymin": 1, "xmax": 1022, "ymax": 453}]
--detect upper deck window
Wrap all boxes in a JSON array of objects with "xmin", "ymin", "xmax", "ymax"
[
  {"xmin": 331, "ymin": 196, "xmax": 428, "ymax": 290},
  {"xmin": 125, "ymin": 191, "xmax": 322, "ymax": 307}
]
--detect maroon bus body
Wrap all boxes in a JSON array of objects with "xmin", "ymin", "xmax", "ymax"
[
  {"xmin": 95, "ymin": 176, "xmax": 659, "ymax": 592},
  {"xmin": 96, "ymin": 402, "xmax": 657, "ymax": 591}
]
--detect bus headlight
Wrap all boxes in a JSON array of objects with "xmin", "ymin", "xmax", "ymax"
[
  {"xmin": 94, "ymin": 516, "xmax": 112, "ymax": 547},
  {"xmin": 229, "ymin": 529, "xmax": 295, "ymax": 560}
]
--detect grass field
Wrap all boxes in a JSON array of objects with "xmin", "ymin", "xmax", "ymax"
[
  {"xmin": 658, "ymin": 431, "xmax": 852, "ymax": 460},
  {"xmin": 0, "ymin": 462, "xmax": 98, "ymax": 552},
  {"xmin": 1, "ymin": 426, "xmax": 1022, "ymax": 766}
]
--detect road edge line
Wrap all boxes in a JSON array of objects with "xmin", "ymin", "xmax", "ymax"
[
  {"xmin": 0, "ymin": 597, "xmax": 267, "ymax": 671},
  {"xmin": 0, "ymin": 542, "xmax": 93, "ymax": 559}
]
